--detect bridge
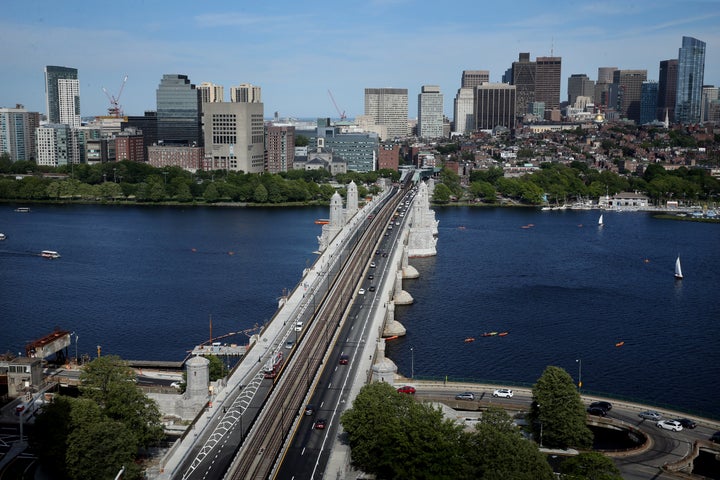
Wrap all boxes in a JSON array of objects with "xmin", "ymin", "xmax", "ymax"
[{"xmin": 153, "ymin": 174, "xmax": 437, "ymax": 479}]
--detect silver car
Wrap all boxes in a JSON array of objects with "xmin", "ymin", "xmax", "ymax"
[
  {"xmin": 455, "ymin": 392, "xmax": 475, "ymax": 401},
  {"xmin": 638, "ymin": 410, "xmax": 662, "ymax": 421}
]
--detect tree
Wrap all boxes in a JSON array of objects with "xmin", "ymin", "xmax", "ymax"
[
  {"xmin": 203, "ymin": 183, "xmax": 220, "ymax": 202},
  {"xmin": 253, "ymin": 183, "xmax": 268, "ymax": 203},
  {"xmin": 30, "ymin": 396, "xmax": 74, "ymax": 477},
  {"xmin": 528, "ymin": 366, "xmax": 593, "ymax": 449},
  {"xmin": 204, "ymin": 354, "xmax": 226, "ymax": 381},
  {"xmin": 559, "ymin": 452, "xmax": 623, "ymax": 480},
  {"xmin": 432, "ymin": 183, "xmax": 453, "ymax": 204}
]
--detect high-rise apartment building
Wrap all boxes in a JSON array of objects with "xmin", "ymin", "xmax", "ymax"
[
  {"xmin": 640, "ymin": 81, "xmax": 659, "ymax": 125},
  {"xmin": 198, "ymin": 82, "xmax": 224, "ymax": 103},
  {"xmin": 511, "ymin": 53, "xmax": 536, "ymax": 116},
  {"xmin": 613, "ymin": 70, "xmax": 647, "ymax": 123},
  {"xmin": 453, "ymin": 88, "xmax": 475, "ymax": 135},
  {"xmin": 461, "ymin": 70, "xmax": 489, "ymax": 88},
  {"xmin": 567, "ymin": 74, "xmax": 595, "ymax": 105},
  {"xmin": 675, "ymin": 36, "xmax": 706, "ymax": 124},
  {"xmin": 535, "ymin": 57, "xmax": 561, "ymax": 111},
  {"xmin": 658, "ymin": 59, "xmax": 678, "ymax": 122},
  {"xmin": 474, "ymin": 83, "xmax": 516, "ymax": 131},
  {"xmin": 201, "ymin": 101, "xmax": 264, "ymax": 172},
  {"xmin": 36, "ymin": 123, "xmax": 79, "ymax": 167},
  {"xmin": 230, "ymin": 84, "xmax": 262, "ymax": 103},
  {"xmin": 265, "ymin": 125, "xmax": 295, "ymax": 173},
  {"xmin": 156, "ymin": 74, "xmax": 202, "ymax": 146},
  {"xmin": 0, "ymin": 106, "xmax": 41, "ymax": 162},
  {"xmin": 364, "ymin": 88, "xmax": 408, "ymax": 140},
  {"xmin": 45, "ymin": 66, "xmax": 80, "ymax": 127},
  {"xmin": 417, "ymin": 85, "xmax": 444, "ymax": 139}
]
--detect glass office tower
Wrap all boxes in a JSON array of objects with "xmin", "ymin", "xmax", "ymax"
[
  {"xmin": 156, "ymin": 74, "xmax": 202, "ymax": 146},
  {"xmin": 675, "ymin": 36, "xmax": 706, "ymax": 124}
]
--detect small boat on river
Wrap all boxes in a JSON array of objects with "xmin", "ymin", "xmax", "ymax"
[
  {"xmin": 41, "ymin": 250, "xmax": 60, "ymax": 259},
  {"xmin": 314, "ymin": 219, "xmax": 329, "ymax": 225},
  {"xmin": 15, "ymin": 207, "xmax": 30, "ymax": 213},
  {"xmin": 674, "ymin": 255, "xmax": 683, "ymax": 280},
  {"xmin": 464, "ymin": 337, "xmax": 475, "ymax": 343},
  {"xmin": 481, "ymin": 332, "xmax": 498, "ymax": 337}
]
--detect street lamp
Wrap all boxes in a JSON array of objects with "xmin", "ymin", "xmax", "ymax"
[
  {"xmin": 576, "ymin": 359, "xmax": 582, "ymax": 391},
  {"xmin": 410, "ymin": 346, "xmax": 414, "ymax": 379}
]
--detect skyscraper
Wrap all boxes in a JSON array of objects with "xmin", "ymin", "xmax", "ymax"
[
  {"xmin": 675, "ymin": 36, "xmax": 706, "ymax": 124},
  {"xmin": 156, "ymin": 74, "xmax": 202, "ymax": 146},
  {"xmin": 701, "ymin": 85, "xmax": 719, "ymax": 122},
  {"xmin": 0, "ymin": 106, "xmax": 41, "ymax": 162},
  {"xmin": 595, "ymin": 67, "xmax": 618, "ymax": 110},
  {"xmin": 266, "ymin": 125, "xmax": 295, "ymax": 173},
  {"xmin": 44, "ymin": 66, "xmax": 80, "ymax": 127},
  {"xmin": 417, "ymin": 85, "xmax": 444, "ymax": 139},
  {"xmin": 613, "ymin": 70, "xmax": 647, "ymax": 123},
  {"xmin": 364, "ymin": 88, "xmax": 408, "ymax": 140},
  {"xmin": 511, "ymin": 53, "xmax": 536, "ymax": 116},
  {"xmin": 197, "ymin": 82, "xmax": 224, "ymax": 103},
  {"xmin": 201, "ymin": 101, "xmax": 264, "ymax": 172},
  {"xmin": 461, "ymin": 70, "xmax": 489, "ymax": 88},
  {"xmin": 535, "ymin": 56, "xmax": 562, "ymax": 111},
  {"xmin": 567, "ymin": 74, "xmax": 595, "ymax": 105},
  {"xmin": 453, "ymin": 88, "xmax": 475, "ymax": 135},
  {"xmin": 474, "ymin": 83, "xmax": 516, "ymax": 131},
  {"xmin": 640, "ymin": 81, "xmax": 659, "ymax": 125},
  {"xmin": 658, "ymin": 59, "xmax": 678, "ymax": 122},
  {"xmin": 230, "ymin": 84, "xmax": 262, "ymax": 103}
]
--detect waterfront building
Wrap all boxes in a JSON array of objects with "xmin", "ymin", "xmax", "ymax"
[
  {"xmin": 511, "ymin": 53, "xmax": 536, "ymax": 117},
  {"xmin": 45, "ymin": 66, "xmax": 80, "ymax": 127},
  {"xmin": 535, "ymin": 56, "xmax": 562, "ymax": 111},
  {"xmin": 675, "ymin": 36, "xmax": 706, "ymax": 124},
  {"xmin": 474, "ymin": 83, "xmax": 516, "ymax": 131},
  {"xmin": 201, "ymin": 101, "xmax": 265, "ymax": 173},
  {"xmin": 613, "ymin": 69, "xmax": 647, "ymax": 123},
  {"xmin": 658, "ymin": 59, "xmax": 678, "ymax": 122},
  {"xmin": 35, "ymin": 123, "xmax": 79, "ymax": 167},
  {"xmin": 0, "ymin": 106, "xmax": 41, "ymax": 162},
  {"xmin": 148, "ymin": 145, "xmax": 204, "ymax": 171},
  {"xmin": 461, "ymin": 70, "xmax": 489, "ymax": 88},
  {"xmin": 265, "ymin": 124, "xmax": 295, "ymax": 173},
  {"xmin": 197, "ymin": 82, "xmax": 224, "ymax": 103},
  {"xmin": 568, "ymin": 74, "xmax": 595, "ymax": 105},
  {"xmin": 640, "ymin": 81, "xmax": 659, "ymax": 125},
  {"xmin": 116, "ymin": 128, "xmax": 145, "ymax": 162},
  {"xmin": 85, "ymin": 137, "xmax": 116, "ymax": 164},
  {"xmin": 156, "ymin": 74, "xmax": 202, "ymax": 146},
  {"xmin": 230, "ymin": 83, "xmax": 261, "ymax": 103},
  {"xmin": 316, "ymin": 128, "xmax": 378, "ymax": 173},
  {"xmin": 364, "ymin": 88, "xmax": 408, "ymax": 140},
  {"xmin": 417, "ymin": 85, "xmax": 444, "ymax": 139},
  {"xmin": 453, "ymin": 87, "xmax": 475, "ymax": 135}
]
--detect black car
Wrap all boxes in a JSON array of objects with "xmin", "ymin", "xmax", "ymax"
[
  {"xmin": 677, "ymin": 418, "xmax": 697, "ymax": 429},
  {"xmin": 368, "ymin": 285, "xmax": 376, "ymax": 292},
  {"xmin": 587, "ymin": 406, "xmax": 607, "ymax": 417},
  {"xmin": 589, "ymin": 401, "xmax": 613, "ymax": 412},
  {"xmin": 710, "ymin": 431, "xmax": 720, "ymax": 443},
  {"xmin": 368, "ymin": 274, "xmax": 374, "ymax": 280}
]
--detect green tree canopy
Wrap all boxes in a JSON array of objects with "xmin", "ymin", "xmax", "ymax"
[{"xmin": 559, "ymin": 452, "xmax": 623, "ymax": 480}]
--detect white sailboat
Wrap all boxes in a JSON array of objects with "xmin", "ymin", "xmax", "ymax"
[
  {"xmin": 598, "ymin": 214, "xmax": 604, "ymax": 227},
  {"xmin": 674, "ymin": 255, "xmax": 683, "ymax": 280}
]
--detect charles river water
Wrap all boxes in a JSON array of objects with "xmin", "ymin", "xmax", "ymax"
[{"xmin": 1, "ymin": 204, "xmax": 719, "ymax": 418}]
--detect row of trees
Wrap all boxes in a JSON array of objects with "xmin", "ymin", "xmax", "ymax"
[
  {"xmin": 433, "ymin": 161, "xmax": 720, "ymax": 206},
  {"xmin": 31, "ymin": 356, "xmax": 164, "ymax": 480},
  {"xmin": 0, "ymin": 155, "xmax": 400, "ymax": 204},
  {"xmin": 341, "ymin": 366, "xmax": 622, "ymax": 479}
]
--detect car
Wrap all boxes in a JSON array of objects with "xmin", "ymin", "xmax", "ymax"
[
  {"xmin": 397, "ymin": 385, "xmax": 416, "ymax": 394},
  {"xmin": 368, "ymin": 285, "xmax": 376, "ymax": 292},
  {"xmin": 294, "ymin": 321, "xmax": 303, "ymax": 331},
  {"xmin": 339, "ymin": 354, "xmax": 349, "ymax": 365},
  {"xmin": 368, "ymin": 274, "xmax": 374, "ymax": 280},
  {"xmin": 304, "ymin": 404, "xmax": 315, "ymax": 416},
  {"xmin": 285, "ymin": 340, "xmax": 294, "ymax": 349},
  {"xmin": 657, "ymin": 420, "xmax": 683, "ymax": 432},
  {"xmin": 375, "ymin": 250, "xmax": 381, "ymax": 255},
  {"xmin": 710, "ymin": 431, "xmax": 720, "ymax": 443},
  {"xmin": 638, "ymin": 410, "xmax": 662, "ymax": 421},
  {"xmin": 384, "ymin": 232, "xmax": 389, "ymax": 236},
  {"xmin": 382, "ymin": 252, "xmax": 388, "ymax": 257},
  {"xmin": 492, "ymin": 388, "xmax": 513, "ymax": 398},
  {"xmin": 314, "ymin": 418, "xmax": 327, "ymax": 429},
  {"xmin": 370, "ymin": 262, "xmax": 376, "ymax": 268},
  {"xmin": 589, "ymin": 401, "xmax": 613, "ymax": 412},
  {"xmin": 358, "ymin": 288, "xmax": 366, "ymax": 295},
  {"xmin": 676, "ymin": 418, "xmax": 697, "ymax": 429},
  {"xmin": 455, "ymin": 392, "xmax": 475, "ymax": 401},
  {"xmin": 395, "ymin": 221, "xmax": 400, "ymax": 226},
  {"xmin": 587, "ymin": 406, "xmax": 607, "ymax": 417}
]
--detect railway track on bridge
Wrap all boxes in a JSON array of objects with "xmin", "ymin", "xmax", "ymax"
[{"xmin": 224, "ymin": 184, "xmax": 408, "ymax": 479}]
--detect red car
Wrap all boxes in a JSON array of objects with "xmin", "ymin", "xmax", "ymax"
[
  {"xmin": 397, "ymin": 385, "xmax": 416, "ymax": 394},
  {"xmin": 314, "ymin": 419, "xmax": 327, "ymax": 430},
  {"xmin": 339, "ymin": 354, "xmax": 349, "ymax": 365}
]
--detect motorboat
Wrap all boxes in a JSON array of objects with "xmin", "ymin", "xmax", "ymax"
[{"xmin": 41, "ymin": 250, "xmax": 61, "ymax": 259}]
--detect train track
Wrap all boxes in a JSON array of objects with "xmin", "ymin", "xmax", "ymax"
[{"xmin": 224, "ymin": 184, "xmax": 408, "ymax": 479}]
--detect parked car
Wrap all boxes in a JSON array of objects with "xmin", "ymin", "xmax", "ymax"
[
  {"xmin": 492, "ymin": 388, "xmax": 513, "ymax": 398},
  {"xmin": 314, "ymin": 418, "xmax": 327, "ymax": 429},
  {"xmin": 587, "ymin": 406, "xmax": 607, "ymax": 417},
  {"xmin": 455, "ymin": 392, "xmax": 475, "ymax": 401},
  {"xmin": 676, "ymin": 418, "xmax": 697, "ymax": 429},
  {"xmin": 339, "ymin": 354, "xmax": 349, "ymax": 365},
  {"xmin": 589, "ymin": 401, "xmax": 613, "ymax": 412},
  {"xmin": 397, "ymin": 385, "xmax": 416, "ymax": 394},
  {"xmin": 638, "ymin": 410, "xmax": 662, "ymax": 421},
  {"xmin": 304, "ymin": 404, "xmax": 315, "ymax": 416},
  {"xmin": 710, "ymin": 431, "xmax": 720, "ymax": 443},
  {"xmin": 657, "ymin": 420, "xmax": 683, "ymax": 432}
]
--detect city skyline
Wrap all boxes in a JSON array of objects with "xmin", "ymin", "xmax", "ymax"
[{"xmin": 1, "ymin": 1, "xmax": 718, "ymax": 120}]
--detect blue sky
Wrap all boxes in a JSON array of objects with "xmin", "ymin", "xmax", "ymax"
[{"xmin": 2, "ymin": 0, "xmax": 719, "ymax": 120}]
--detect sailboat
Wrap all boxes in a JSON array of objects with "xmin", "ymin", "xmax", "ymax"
[
  {"xmin": 674, "ymin": 255, "xmax": 683, "ymax": 280},
  {"xmin": 598, "ymin": 214, "xmax": 604, "ymax": 227}
]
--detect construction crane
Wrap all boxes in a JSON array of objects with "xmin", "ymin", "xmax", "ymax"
[
  {"xmin": 327, "ymin": 89, "xmax": 347, "ymax": 121},
  {"xmin": 102, "ymin": 74, "xmax": 128, "ymax": 117}
]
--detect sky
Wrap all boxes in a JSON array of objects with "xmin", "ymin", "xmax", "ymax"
[{"xmin": 2, "ymin": 0, "xmax": 719, "ymax": 120}]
